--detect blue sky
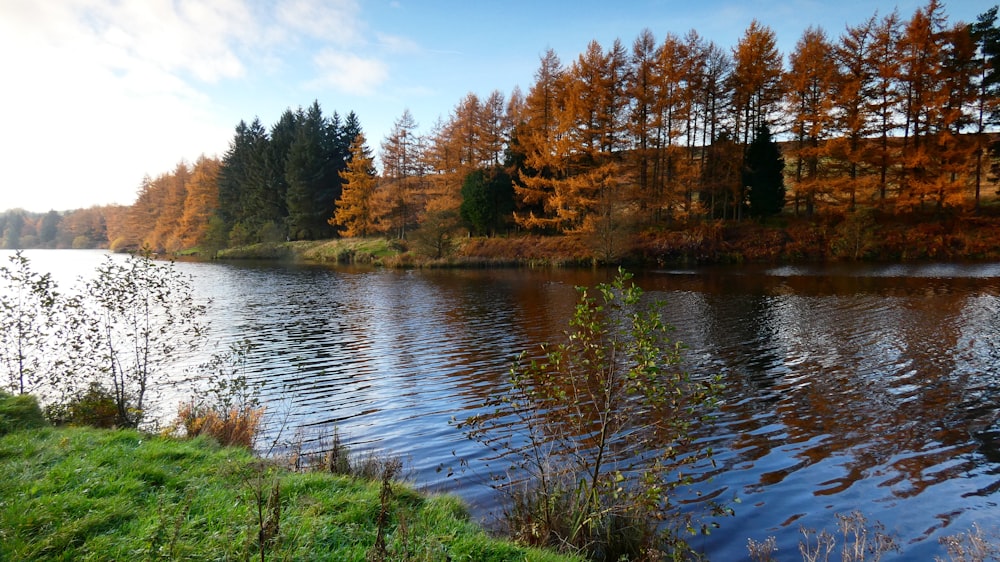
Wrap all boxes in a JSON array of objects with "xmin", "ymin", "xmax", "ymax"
[{"xmin": 0, "ymin": 0, "xmax": 989, "ymax": 213}]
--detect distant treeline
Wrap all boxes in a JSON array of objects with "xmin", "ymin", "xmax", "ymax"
[
  {"xmin": 4, "ymin": 1, "xmax": 1000, "ymax": 257},
  {"xmin": 0, "ymin": 207, "xmax": 109, "ymax": 250}
]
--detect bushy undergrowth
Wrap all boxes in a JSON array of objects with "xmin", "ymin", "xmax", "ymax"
[
  {"xmin": 174, "ymin": 401, "xmax": 264, "ymax": 449},
  {"xmin": 44, "ymin": 382, "xmax": 120, "ymax": 428},
  {"xmin": 458, "ymin": 235, "xmax": 594, "ymax": 266},
  {"xmin": 0, "ymin": 390, "xmax": 47, "ymax": 435},
  {"xmin": 0, "ymin": 425, "xmax": 580, "ymax": 562}
]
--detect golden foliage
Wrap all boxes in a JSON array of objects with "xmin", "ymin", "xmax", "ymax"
[{"xmin": 175, "ymin": 401, "xmax": 264, "ymax": 450}]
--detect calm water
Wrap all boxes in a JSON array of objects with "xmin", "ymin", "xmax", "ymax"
[{"xmin": 8, "ymin": 249, "xmax": 1000, "ymax": 560}]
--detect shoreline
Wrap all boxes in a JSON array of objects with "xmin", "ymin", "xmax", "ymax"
[{"xmin": 208, "ymin": 213, "xmax": 1000, "ymax": 268}]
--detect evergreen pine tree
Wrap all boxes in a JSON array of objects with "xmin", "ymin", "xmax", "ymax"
[{"xmin": 743, "ymin": 124, "xmax": 786, "ymax": 217}]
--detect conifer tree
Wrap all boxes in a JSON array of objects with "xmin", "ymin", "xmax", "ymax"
[
  {"xmin": 286, "ymin": 103, "xmax": 328, "ymax": 240},
  {"xmin": 176, "ymin": 155, "xmax": 221, "ymax": 248},
  {"xmin": 332, "ymin": 133, "xmax": 378, "ymax": 237},
  {"xmin": 744, "ymin": 124, "xmax": 786, "ymax": 217},
  {"xmin": 972, "ymin": 6, "xmax": 1000, "ymax": 206}
]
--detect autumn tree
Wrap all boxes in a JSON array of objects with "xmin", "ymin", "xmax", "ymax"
[
  {"xmin": 652, "ymin": 33, "xmax": 696, "ymax": 221},
  {"xmin": 730, "ymin": 20, "xmax": 784, "ymax": 147},
  {"xmin": 702, "ymin": 132, "xmax": 743, "ymax": 218},
  {"xmin": 785, "ymin": 26, "xmax": 838, "ymax": 215},
  {"xmin": 176, "ymin": 155, "xmax": 221, "ymax": 249},
  {"xmin": 149, "ymin": 161, "xmax": 190, "ymax": 251},
  {"xmin": 692, "ymin": 39, "xmax": 735, "ymax": 218},
  {"xmin": 423, "ymin": 90, "xmax": 512, "ymax": 231},
  {"xmin": 886, "ymin": 1, "xmax": 978, "ymax": 212},
  {"xmin": 516, "ymin": 41, "xmax": 634, "ymax": 236},
  {"xmin": 938, "ymin": 21, "xmax": 981, "ymax": 205},
  {"xmin": 730, "ymin": 21, "xmax": 784, "ymax": 220},
  {"xmin": 331, "ymin": 133, "xmax": 378, "ymax": 237},
  {"xmin": 378, "ymin": 109, "xmax": 425, "ymax": 238},
  {"xmin": 123, "ymin": 174, "xmax": 163, "ymax": 251},
  {"xmin": 514, "ymin": 48, "xmax": 566, "ymax": 231},
  {"xmin": 830, "ymin": 15, "xmax": 879, "ymax": 211},
  {"xmin": 870, "ymin": 11, "xmax": 905, "ymax": 202},
  {"xmin": 627, "ymin": 28, "xmax": 660, "ymax": 221}
]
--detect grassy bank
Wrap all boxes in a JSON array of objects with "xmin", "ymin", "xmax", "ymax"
[
  {"xmin": 0, "ymin": 423, "xmax": 578, "ymax": 561},
  {"xmin": 210, "ymin": 211, "xmax": 1000, "ymax": 268},
  {"xmin": 215, "ymin": 238, "xmax": 399, "ymax": 264}
]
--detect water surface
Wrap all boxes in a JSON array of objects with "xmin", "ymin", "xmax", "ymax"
[{"xmin": 9, "ymin": 250, "xmax": 1000, "ymax": 560}]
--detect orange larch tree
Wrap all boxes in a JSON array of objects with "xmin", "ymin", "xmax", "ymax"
[
  {"xmin": 332, "ymin": 133, "xmax": 378, "ymax": 237},
  {"xmin": 176, "ymin": 155, "xmax": 221, "ymax": 249},
  {"xmin": 831, "ymin": 15, "xmax": 879, "ymax": 211},
  {"xmin": 627, "ymin": 28, "xmax": 660, "ymax": 221},
  {"xmin": 785, "ymin": 26, "xmax": 839, "ymax": 216},
  {"xmin": 730, "ymin": 20, "xmax": 784, "ymax": 148},
  {"xmin": 869, "ymin": 10, "xmax": 905, "ymax": 202},
  {"xmin": 514, "ymin": 48, "xmax": 568, "ymax": 231},
  {"xmin": 653, "ymin": 33, "xmax": 695, "ymax": 221},
  {"xmin": 378, "ymin": 109, "xmax": 426, "ymax": 239}
]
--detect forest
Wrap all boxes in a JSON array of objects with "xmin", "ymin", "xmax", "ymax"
[{"xmin": 3, "ymin": 0, "xmax": 1000, "ymax": 263}]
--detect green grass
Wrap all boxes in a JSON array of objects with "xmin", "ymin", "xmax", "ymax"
[
  {"xmin": 215, "ymin": 238, "xmax": 398, "ymax": 265},
  {"xmin": 0, "ymin": 425, "xmax": 580, "ymax": 561}
]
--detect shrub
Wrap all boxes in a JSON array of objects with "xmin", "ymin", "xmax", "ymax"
[
  {"xmin": 45, "ymin": 382, "xmax": 120, "ymax": 428},
  {"xmin": 171, "ymin": 340, "xmax": 264, "ymax": 449},
  {"xmin": 0, "ymin": 250, "xmax": 61, "ymax": 396},
  {"xmin": 0, "ymin": 390, "xmax": 48, "ymax": 434},
  {"xmin": 175, "ymin": 401, "xmax": 263, "ymax": 449},
  {"xmin": 68, "ymin": 249, "xmax": 207, "ymax": 428},
  {"xmin": 461, "ymin": 268, "xmax": 725, "ymax": 559},
  {"xmin": 748, "ymin": 511, "xmax": 899, "ymax": 562}
]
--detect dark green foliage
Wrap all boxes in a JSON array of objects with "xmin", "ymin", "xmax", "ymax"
[
  {"xmin": 218, "ymin": 118, "xmax": 271, "ymax": 234},
  {"xmin": 286, "ymin": 102, "xmax": 335, "ymax": 240},
  {"xmin": 0, "ymin": 391, "xmax": 47, "ymax": 435},
  {"xmin": 975, "ymin": 6, "xmax": 1000, "ymax": 125},
  {"xmin": 460, "ymin": 167, "xmax": 515, "ymax": 236},
  {"xmin": 39, "ymin": 211, "xmax": 61, "ymax": 246},
  {"xmin": 744, "ymin": 124, "xmax": 786, "ymax": 217},
  {"xmin": 218, "ymin": 103, "xmax": 364, "ymax": 245},
  {"xmin": 1, "ymin": 210, "xmax": 24, "ymax": 249},
  {"xmin": 44, "ymin": 382, "xmax": 119, "ymax": 428}
]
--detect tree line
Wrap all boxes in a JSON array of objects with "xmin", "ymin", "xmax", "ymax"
[
  {"xmin": 3, "ymin": 0, "xmax": 998, "ymax": 254},
  {"xmin": 218, "ymin": 0, "xmax": 1000, "ymax": 250}
]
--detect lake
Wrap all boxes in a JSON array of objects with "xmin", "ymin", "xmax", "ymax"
[{"xmin": 7, "ymin": 249, "xmax": 1000, "ymax": 560}]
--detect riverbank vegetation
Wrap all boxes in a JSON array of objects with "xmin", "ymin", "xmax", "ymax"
[
  {"xmin": 3, "ymin": 2, "xmax": 999, "ymax": 268},
  {"xmin": 460, "ymin": 270, "xmax": 727, "ymax": 559},
  {"xmin": 0, "ymin": 392, "xmax": 576, "ymax": 562}
]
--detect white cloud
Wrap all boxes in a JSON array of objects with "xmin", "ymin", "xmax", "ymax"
[
  {"xmin": 311, "ymin": 49, "xmax": 389, "ymax": 95},
  {"xmin": 275, "ymin": 0, "xmax": 364, "ymax": 46},
  {"xmin": 376, "ymin": 32, "xmax": 421, "ymax": 55},
  {"xmin": 0, "ymin": 0, "xmax": 243, "ymax": 210},
  {"xmin": 0, "ymin": 0, "xmax": 410, "ymax": 211}
]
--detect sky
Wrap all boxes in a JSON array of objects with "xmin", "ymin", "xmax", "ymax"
[{"xmin": 0, "ymin": 0, "xmax": 990, "ymax": 213}]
